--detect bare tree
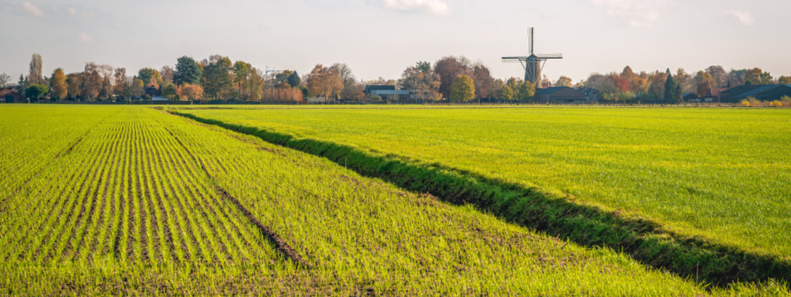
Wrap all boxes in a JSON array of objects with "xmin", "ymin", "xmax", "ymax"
[
  {"xmin": 399, "ymin": 63, "xmax": 440, "ymax": 103},
  {"xmin": 331, "ymin": 63, "xmax": 359, "ymax": 100},
  {"xmin": 331, "ymin": 63, "xmax": 355, "ymax": 86},
  {"xmin": 160, "ymin": 66, "xmax": 174, "ymax": 84},
  {"xmin": 28, "ymin": 53, "xmax": 43, "ymax": 85},
  {"xmin": 98, "ymin": 64, "xmax": 114, "ymax": 100},
  {"xmin": 82, "ymin": 63, "xmax": 103, "ymax": 101},
  {"xmin": 113, "ymin": 68, "xmax": 127, "ymax": 99},
  {"xmin": 587, "ymin": 73, "xmax": 620, "ymax": 98},
  {"xmin": 555, "ymin": 76, "xmax": 573, "ymax": 88},
  {"xmin": 67, "ymin": 73, "xmax": 83, "ymax": 100},
  {"xmin": 434, "ymin": 56, "xmax": 471, "ymax": 99},
  {"xmin": 0, "ymin": 73, "xmax": 11, "ymax": 87},
  {"xmin": 471, "ymin": 63, "xmax": 495, "ymax": 103},
  {"xmin": 365, "ymin": 77, "xmax": 396, "ymax": 86},
  {"xmin": 248, "ymin": 68, "xmax": 265, "ymax": 101},
  {"xmin": 305, "ymin": 64, "xmax": 344, "ymax": 102},
  {"xmin": 705, "ymin": 65, "xmax": 728, "ymax": 88}
]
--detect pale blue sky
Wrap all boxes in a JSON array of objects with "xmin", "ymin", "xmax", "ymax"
[{"xmin": 1, "ymin": 0, "xmax": 789, "ymax": 83}]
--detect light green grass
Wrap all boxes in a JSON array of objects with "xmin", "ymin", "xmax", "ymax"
[
  {"xmin": 179, "ymin": 107, "xmax": 791, "ymax": 260},
  {"xmin": 1, "ymin": 105, "xmax": 788, "ymax": 295},
  {"xmin": 0, "ymin": 105, "xmax": 763, "ymax": 295}
]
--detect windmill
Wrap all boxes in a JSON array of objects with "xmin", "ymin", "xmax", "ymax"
[{"xmin": 502, "ymin": 27, "xmax": 563, "ymax": 88}]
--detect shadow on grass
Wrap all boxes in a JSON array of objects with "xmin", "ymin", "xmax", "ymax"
[{"xmin": 170, "ymin": 110, "xmax": 791, "ymax": 288}]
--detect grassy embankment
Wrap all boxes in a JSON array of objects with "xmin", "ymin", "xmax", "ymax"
[
  {"xmin": 174, "ymin": 107, "xmax": 791, "ymax": 286},
  {"xmin": 0, "ymin": 105, "xmax": 755, "ymax": 295}
]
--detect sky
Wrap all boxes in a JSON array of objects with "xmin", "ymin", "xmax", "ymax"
[{"xmin": 1, "ymin": 0, "xmax": 790, "ymax": 83}]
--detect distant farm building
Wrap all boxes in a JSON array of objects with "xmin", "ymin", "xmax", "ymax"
[
  {"xmin": 579, "ymin": 88, "xmax": 600, "ymax": 103},
  {"xmin": 364, "ymin": 85, "xmax": 409, "ymax": 101},
  {"xmin": 145, "ymin": 86, "xmax": 161, "ymax": 97},
  {"xmin": 534, "ymin": 87, "xmax": 589, "ymax": 104},
  {"xmin": 684, "ymin": 90, "xmax": 719, "ymax": 103},
  {"xmin": 306, "ymin": 96, "xmax": 330, "ymax": 104},
  {"xmin": 682, "ymin": 90, "xmax": 719, "ymax": 103},
  {"xmin": 719, "ymin": 85, "xmax": 791, "ymax": 103},
  {"xmin": 0, "ymin": 88, "xmax": 25, "ymax": 103},
  {"xmin": 683, "ymin": 93, "xmax": 699, "ymax": 101}
]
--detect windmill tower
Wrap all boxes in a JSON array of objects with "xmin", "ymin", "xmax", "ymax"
[{"xmin": 502, "ymin": 28, "xmax": 563, "ymax": 88}]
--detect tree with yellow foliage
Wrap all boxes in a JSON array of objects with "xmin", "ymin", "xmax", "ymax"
[
  {"xmin": 449, "ymin": 75, "xmax": 475, "ymax": 103},
  {"xmin": 555, "ymin": 76, "xmax": 573, "ymax": 88},
  {"xmin": 51, "ymin": 68, "xmax": 67, "ymax": 101}
]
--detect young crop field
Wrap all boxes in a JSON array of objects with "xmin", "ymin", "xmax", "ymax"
[
  {"xmin": 9, "ymin": 105, "xmax": 782, "ymax": 295},
  {"xmin": 174, "ymin": 106, "xmax": 791, "ymax": 285}
]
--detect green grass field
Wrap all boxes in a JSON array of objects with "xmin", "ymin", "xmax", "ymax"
[
  {"xmin": 8, "ymin": 105, "xmax": 782, "ymax": 295},
  {"xmin": 172, "ymin": 106, "xmax": 791, "ymax": 285},
  {"xmin": 177, "ymin": 107, "xmax": 791, "ymax": 257}
]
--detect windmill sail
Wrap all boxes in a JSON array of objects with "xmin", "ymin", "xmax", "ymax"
[
  {"xmin": 535, "ymin": 54, "xmax": 563, "ymax": 59},
  {"xmin": 529, "ymin": 27, "xmax": 534, "ymax": 55},
  {"xmin": 502, "ymin": 27, "xmax": 563, "ymax": 88}
]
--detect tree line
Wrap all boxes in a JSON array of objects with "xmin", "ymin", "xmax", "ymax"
[
  {"xmin": 2, "ymin": 54, "xmax": 306, "ymax": 102},
  {"xmin": 584, "ymin": 66, "xmax": 791, "ymax": 103},
  {"xmin": 2, "ymin": 53, "xmax": 789, "ymax": 104}
]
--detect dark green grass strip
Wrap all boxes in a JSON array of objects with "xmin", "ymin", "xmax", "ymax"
[{"xmin": 170, "ymin": 109, "xmax": 791, "ymax": 288}]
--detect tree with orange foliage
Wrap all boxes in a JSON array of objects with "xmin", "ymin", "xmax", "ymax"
[
  {"xmin": 696, "ymin": 80, "xmax": 712, "ymax": 98},
  {"xmin": 305, "ymin": 64, "xmax": 344, "ymax": 102},
  {"xmin": 179, "ymin": 84, "xmax": 204, "ymax": 100},
  {"xmin": 555, "ymin": 76, "xmax": 573, "ymax": 88}
]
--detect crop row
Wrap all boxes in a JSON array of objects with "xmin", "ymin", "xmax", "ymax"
[{"xmin": 0, "ymin": 107, "xmax": 279, "ymax": 267}]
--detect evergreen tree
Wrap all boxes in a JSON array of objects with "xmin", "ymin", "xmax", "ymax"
[
  {"xmin": 674, "ymin": 83, "xmax": 682, "ymax": 103},
  {"xmin": 288, "ymin": 71, "xmax": 301, "ymax": 87},
  {"xmin": 664, "ymin": 73, "xmax": 677, "ymax": 103},
  {"xmin": 174, "ymin": 56, "xmax": 203, "ymax": 86},
  {"xmin": 138, "ymin": 68, "xmax": 162, "ymax": 87}
]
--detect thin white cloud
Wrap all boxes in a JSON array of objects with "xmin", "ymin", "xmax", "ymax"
[
  {"xmin": 67, "ymin": 7, "xmax": 94, "ymax": 18},
  {"xmin": 726, "ymin": 9, "xmax": 754, "ymax": 26},
  {"xmin": 382, "ymin": 0, "xmax": 450, "ymax": 15},
  {"xmin": 22, "ymin": 1, "xmax": 44, "ymax": 17},
  {"xmin": 588, "ymin": 0, "xmax": 671, "ymax": 27},
  {"xmin": 78, "ymin": 32, "xmax": 95, "ymax": 42}
]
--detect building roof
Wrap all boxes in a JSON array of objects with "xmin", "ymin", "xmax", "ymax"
[
  {"xmin": 720, "ymin": 85, "xmax": 772, "ymax": 97},
  {"xmin": 364, "ymin": 85, "xmax": 396, "ymax": 93},
  {"xmin": 578, "ymin": 88, "xmax": 599, "ymax": 95},
  {"xmin": 534, "ymin": 87, "xmax": 572, "ymax": 95},
  {"xmin": 0, "ymin": 88, "xmax": 22, "ymax": 95},
  {"xmin": 710, "ymin": 88, "xmax": 727, "ymax": 97},
  {"xmin": 683, "ymin": 93, "xmax": 698, "ymax": 99},
  {"xmin": 720, "ymin": 84, "xmax": 791, "ymax": 102}
]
